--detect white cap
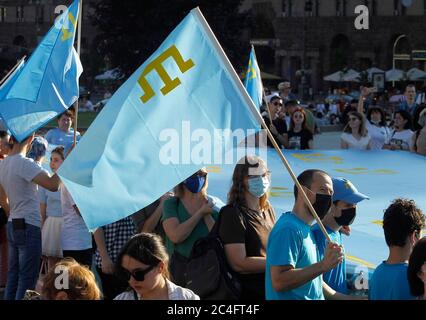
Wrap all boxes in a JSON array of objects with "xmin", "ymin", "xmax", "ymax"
[{"xmin": 265, "ymin": 93, "xmax": 281, "ymax": 104}]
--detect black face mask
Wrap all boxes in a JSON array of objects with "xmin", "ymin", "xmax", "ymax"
[
  {"xmin": 335, "ymin": 207, "xmax": 356, "ymax": 226},
  {"xmin": 312, "ymin": 193, "xmax": 332, "ymax": 220}
]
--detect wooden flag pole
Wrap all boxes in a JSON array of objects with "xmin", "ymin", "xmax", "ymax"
[
  {"xmin": 194, "ymin": 8, "xmax": 331, "ymax": 242},
  {"xmin": 0, "ymin": 55, "xmax": 26, "ymax": 87},
  {"xmin": 73, "ymin": 0, "xmax": 83, "ymax": 147},
  {"xmin": 251, "ymin": 45, "xmax": 273, "ymax": 122}
]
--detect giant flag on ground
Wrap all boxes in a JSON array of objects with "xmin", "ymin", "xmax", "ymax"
[
  {"xmin": 206, "ymin": 148, "xmax": 426, "ymax": 269},
  {"xmin": 58, "ymin": 8, "xmax": 263, "ymax": 229},
  {"xmin": 244, "ymin": 45, "xmax": 263, "ymax": 109},
  {"xmin": 0, "ymin": 0, "xmax": 82, "ymax": 142}
]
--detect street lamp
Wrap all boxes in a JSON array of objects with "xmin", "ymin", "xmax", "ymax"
[{"xmin": 392, "ymin": 34, "xmax": 407, "ymax": 87}]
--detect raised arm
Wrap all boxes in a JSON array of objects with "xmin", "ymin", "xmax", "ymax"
[
  {"xmin": 162, "ymin": 201, "xmax": 213, "ymax": 244},
  {"xmin": 270, "ymin": 242, "xmax": 343, "ymax": 292}
]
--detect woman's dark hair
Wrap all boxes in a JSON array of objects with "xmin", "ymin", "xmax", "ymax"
[
  {"xmin": 383, "ymin": 198, "xmax": 425, "ymax": 247},
  {"xmin": 367, "ymin": 106, "xmax": 387, "ymax": 127},
  {"xmin": 407, "ymin": 237, "xmax": 426, "ymax": 297},
  {"xmin": 394, "ymin": 110, "xmax": 413, "ymax": 130},
  {"xmin": 115, "ymin": 233, "xmax": 170, "ymax": 281}
]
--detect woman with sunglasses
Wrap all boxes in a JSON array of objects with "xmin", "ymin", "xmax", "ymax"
[
  {"xmin": 340, "ymin": 111, "xmax": 372, "ymax": 150},
  {"xmin": 114, "ymin": 233, "xmax": 199, "ymax": 300},
  {"xmin": 285, "ymin": 108, "xmax": 314, "ymax": 150},
  {"xmin": 162, "ymin": 168, "xmax": 224, "ymax": 286},
  {"xmin": 219, "ymin": 156, "xmax": 275, "ymax": 300}
]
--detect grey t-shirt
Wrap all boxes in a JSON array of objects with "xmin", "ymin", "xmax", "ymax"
[{"xmin": 0, "ymin": 154, "xmax": 44, "ymax": 227}]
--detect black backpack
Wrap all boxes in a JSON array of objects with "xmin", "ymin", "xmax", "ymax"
[{"xmin": 184, "ymin": 214, "xmax": 241, "ymax": 300}]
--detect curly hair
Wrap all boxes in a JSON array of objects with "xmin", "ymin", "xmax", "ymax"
[
  {"xmin": 383, "ymin": 198, "xmax": 425, "ymax": 247},
  {"xmin": 408, "ymin": 237, "xmax": 426, "ymax": 297},
  {"xmin": 227, "ymin": 155, "xmax": 271, "ymax": 212},
  {"xmin": 42, "ymin": 258, "xmax": 102, "ymax": 300}
]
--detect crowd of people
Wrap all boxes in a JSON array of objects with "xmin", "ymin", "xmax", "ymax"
[
  {"xmin": 261, "ymin": 82, "xmax": 426, "ymax": 156},
  {"xmin": 0, "ymin": 83, "xmax": 424, "ymax": 301}
]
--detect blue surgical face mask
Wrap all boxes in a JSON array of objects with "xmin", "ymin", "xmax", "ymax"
[
  {"xmin": 184, "ymin": 175, "xmax": 206, "ymax": 194},
  {"xmin": 248, "ymin": 176, "xmax": 270, "ymax": 198}
]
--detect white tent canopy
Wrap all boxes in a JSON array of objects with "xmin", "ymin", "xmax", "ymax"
[
  {"xmin": 366, "ymin": 67, "xmax": 385, "ymax": 81},
  {"xmin": 323, "ymin": 69, "xmax": 360, "ymax": 82},
  {"xmin": 385, "ymin": 68, "xmax": 406, "ymax": 82},
  {"xmin": 407, "ymin": 68, "xmax": 426, "ymax": 81},
  {"xmin": 95, "ymin": 68, "xmax": 124, "ymax": 81}
]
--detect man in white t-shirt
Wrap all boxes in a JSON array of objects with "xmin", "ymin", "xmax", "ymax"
[{"xmin": 0, "ymin": 133, "xmax": 61, "ymax": 300}]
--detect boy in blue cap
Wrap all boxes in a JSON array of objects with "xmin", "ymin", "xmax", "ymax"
[{"xmin": 312, "ymin": 177, "xmax": 369, "ymax": 294}]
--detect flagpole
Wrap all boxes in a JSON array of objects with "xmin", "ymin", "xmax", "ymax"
[
  {"xmin": 250, "ymin": 45, "xmax": 273, "ymax": 122},
  {"xmin": 73, "ymin": 0, "xmax": 82, "ymax": 147},
  {"xmin": 0, "ymin": 55, "xmax": 26, "ymax": 87},
  {"xmin": 193, "ymin": 7, "xmax": 331, "ymax": 242}
]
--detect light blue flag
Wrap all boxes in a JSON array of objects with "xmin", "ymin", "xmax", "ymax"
[
  {"xmin": 244, "ymin": 45, "xmax": 263, "ymax": 108},
  {"xmin": 58, "ymin": 8, "xmax": 263, "ymax": 229},
  {"xmin": 0, "ymin": 0, "xmax": 82, "ymax": 142},
  {"xmin": 206, "ymin": 148, "xmax": 426, "ymax": 270}
]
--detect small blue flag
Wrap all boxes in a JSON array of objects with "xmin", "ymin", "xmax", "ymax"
[
  {"xmin": 0, "ymin": 0, "xmax": 82, "ymax": 142},
  {"xmin": 244, "ymin": 45, "xmax": 263, "ymax": 108}
]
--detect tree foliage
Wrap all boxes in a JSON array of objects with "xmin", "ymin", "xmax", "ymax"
[{"xmin": 90, "ymin": 0, "xmax": 250, "ymax": 77}]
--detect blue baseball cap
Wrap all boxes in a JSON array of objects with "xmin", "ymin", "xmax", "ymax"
[{"xmin": 332, "ymin": 177, "xmax": 369, "ymax": 204}]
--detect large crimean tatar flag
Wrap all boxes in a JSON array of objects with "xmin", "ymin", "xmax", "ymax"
[
  {"xmin": 244, "ymin": 45, "xmax": 263, "ymax": 109},
  {"xmin": 58, "ymin": 8, "xmax": 263, "ymax": 229},
  {"xmin": 0, "ymin": 0, "xmax": 82, "ymax": 142}
]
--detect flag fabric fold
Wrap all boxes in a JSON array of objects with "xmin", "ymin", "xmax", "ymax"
[
  {"xmin": 0, "ymin": 0, "xmax": 82, "ymax": 141},
  {"xmin": 58, "ymin": 7, "xmax": 262, "ymax": 229}
]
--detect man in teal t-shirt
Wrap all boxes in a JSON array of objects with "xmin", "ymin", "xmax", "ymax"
[
  {"xmin": 369, "ymin": 198, "xmax": 425, "ymax": 300},
  {"xmin": 312, "ymin": 177, "xmax": 369, "ymax": 294},
  {"xmin": 266, "ymin": 169, "xmax": 348, "ymax": 300}
]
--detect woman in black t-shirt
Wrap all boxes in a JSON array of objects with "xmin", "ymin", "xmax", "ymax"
[
  {"xmin": 219, "ymin": 155, "xmax": 275, "ymax": 300},
  {"xmin": 285, "ymin": 107, "xmax": 314, "ymax": 150}
]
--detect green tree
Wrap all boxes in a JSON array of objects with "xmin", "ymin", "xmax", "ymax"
[{"xmin": 90, "ymin": 0, "xmax": 249, "ymax": 77}]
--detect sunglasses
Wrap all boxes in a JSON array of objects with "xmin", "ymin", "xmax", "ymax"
[
  {"xmin": 272, "ymin": 102, "xmax": 283, "ymax": 107},
  {"xmin": 122, "ymin": 265, "xmax": 155, "ymax": 282}
]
